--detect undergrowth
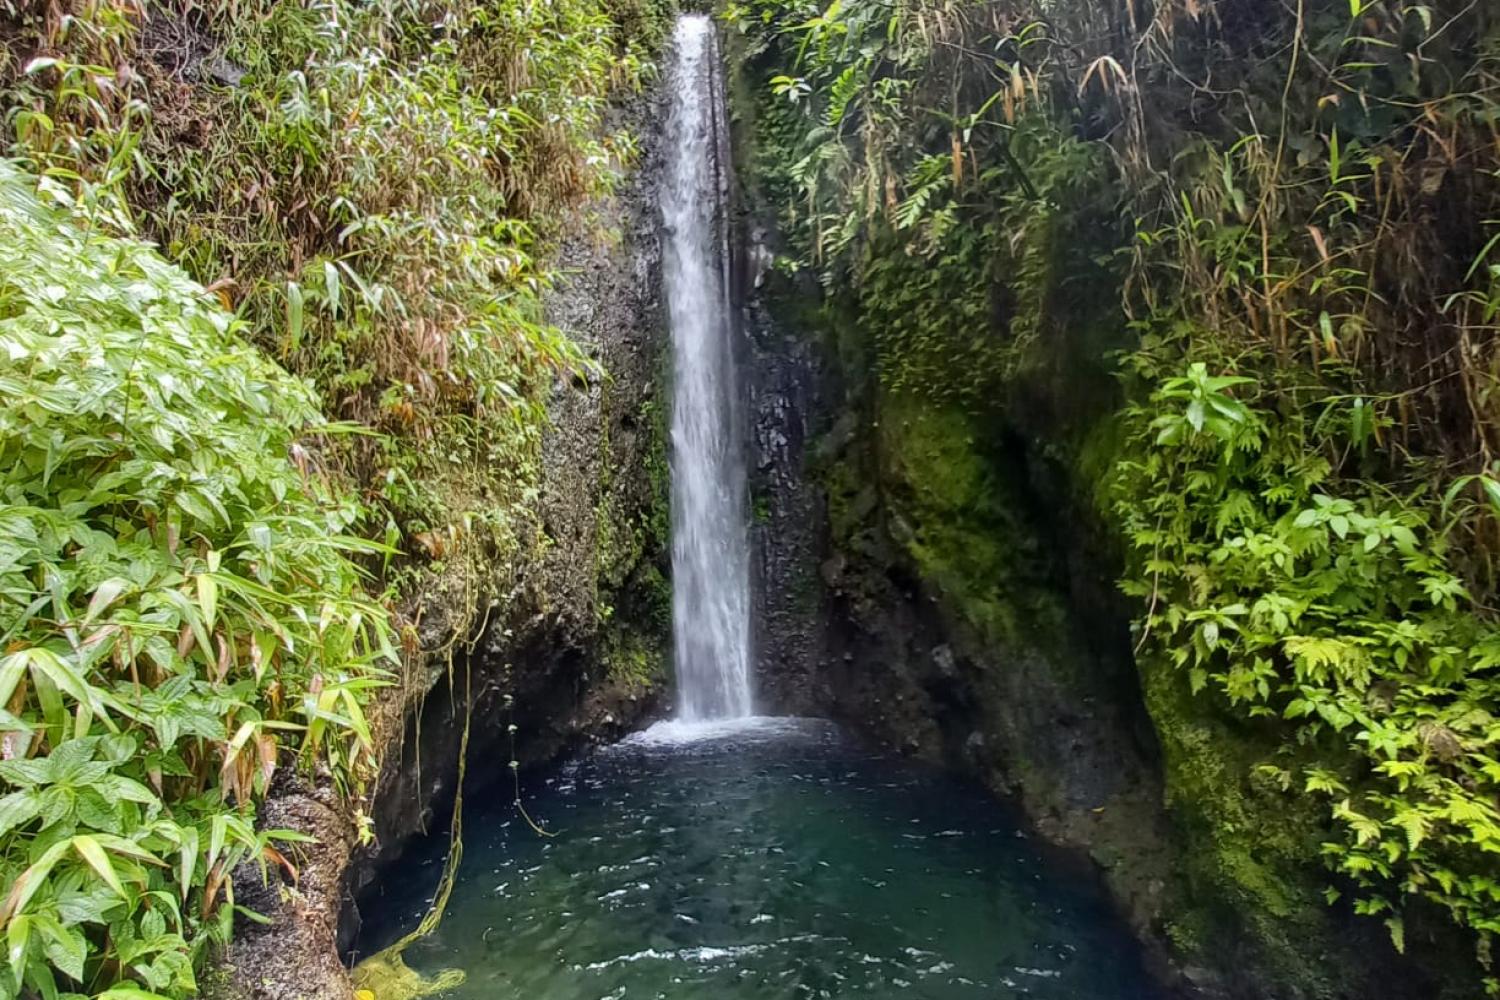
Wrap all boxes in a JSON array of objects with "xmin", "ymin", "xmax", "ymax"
[
  {"xmin": 0, "ymin": 161, "xmax": 393, "ymax": 1000},
  {"xmin": 2, "ymin": 0, "xmax": 667, "ymax": 584}
]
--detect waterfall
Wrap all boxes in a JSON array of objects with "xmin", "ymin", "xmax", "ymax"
[{"xmin": 662, "ymin": 14, "xmax": 752, "ymax": 721}]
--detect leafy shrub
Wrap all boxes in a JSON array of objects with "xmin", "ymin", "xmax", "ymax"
[
  {"xmin": 0, "ymin": 160, "xmax": 392, "ymax": 1000},
  {"xmin": 725, "ymin": 1, "xmax": 1121, "ymax": 406},
  {"xmin": 0, "ymin": 2, "xmax": 674, "ymax": 996},
  {"xmin": 1114, "ymin": 356, "xmax": 1500, "ymax": 983},
  {"xmin": 2, "ymin": 0, "xmax": 669, "ymax": 575}
]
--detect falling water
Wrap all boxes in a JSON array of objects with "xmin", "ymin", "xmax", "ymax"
[
  {"xmin": 662, "ymin": 14, "xmax": 752, "ymax": 721},
  {"xmin": 354, "ymin": 23, "xmax": 1171, "ymax": 997}
]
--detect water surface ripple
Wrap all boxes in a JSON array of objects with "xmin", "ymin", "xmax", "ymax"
[{"xmin": 359, "ymin": 718, "xmax": 1164, "ymax": 1000}]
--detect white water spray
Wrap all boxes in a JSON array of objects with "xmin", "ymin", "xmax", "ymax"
[{"xmin": 662, "ymin": 14, "xmax": 752, "ymax": 721}]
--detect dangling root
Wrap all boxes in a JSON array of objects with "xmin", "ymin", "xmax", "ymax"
[{"xmin": 352, "ymin": 654, "xmax": 476, "ymax": 999}]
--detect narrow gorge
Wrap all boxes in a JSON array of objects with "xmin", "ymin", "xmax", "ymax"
[
  {"xmin": 2, "ymin": 3, "xmax": 1498, "ymax": 1000},
  {"xmin": 352, "ymin": 20, "xmax": 1166, "ymax": 997}
]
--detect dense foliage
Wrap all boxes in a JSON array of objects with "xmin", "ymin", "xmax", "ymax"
[
  {"xmin": 0, "ymin": 162, "xmax": 392, "ymax": 999},
  {"xmin": 732, "ymin": 0, "xmax": 1500, "ymax": 987},
  {"xmin": 730, "ymin": 0, "xmax": 1121, "ymax": 404},
  {"xmin": 0, "ymin": 0, "xmax": 669, "ymax": 996},
  {"xmin": 1115, "ymin": 361, "xmax": 1500, "ymax": 965},
  {"xmin": 2, "ymin": 0, "xmax": 664, "ymax": 578}
]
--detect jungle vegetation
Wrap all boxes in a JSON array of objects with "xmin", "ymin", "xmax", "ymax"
[
  {"xmin": 727, "ymin": 0, "xmax": 1500, "ymax": 990},
  {"xmin": 0, "ymin": 1, "xmax": 665, "ymax": 997},
  {"xmin": 5, "ymin": 0, "xmax": 1500, "ymax": 995}
]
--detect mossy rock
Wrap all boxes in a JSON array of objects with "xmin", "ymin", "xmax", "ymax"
[
  {"xmin": 875, "ymin": 394, "xmax": 1068, "ymax": 651},
  {"xmin": 1140, "ymin": 652, "xmax": 1374, "ymax": 998}
]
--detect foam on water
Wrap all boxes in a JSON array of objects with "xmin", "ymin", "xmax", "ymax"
[{"xmin": 618, "ymin": 715, "xmax": 814, "ymax": 748}]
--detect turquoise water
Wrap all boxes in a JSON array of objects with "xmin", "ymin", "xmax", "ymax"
[{"xmin": 356, "ymin": 718, "xmax": 1164, "ymax": 1000}]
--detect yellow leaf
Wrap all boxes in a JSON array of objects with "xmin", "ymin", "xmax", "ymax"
[
  {"xmin": 73, "ymin": 835, "xmax": 126, "ymax": 898},
  {"xmin": 197, "ymin": 573, "xmax": 218, "ymax": 630}
]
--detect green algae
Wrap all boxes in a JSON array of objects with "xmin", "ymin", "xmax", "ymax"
[
  {"xmin": 350, "ymin": 955, "xmax": 466, "ymax": 1000},
  {"xmin": 1137, "ymin": 652, "xmax": 1342, "ymax": 990},
  {"xmin": 352, "ymin": 663, "xmax": 474, "ymax": 1000}
]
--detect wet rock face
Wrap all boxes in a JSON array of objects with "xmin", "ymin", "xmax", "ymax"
[
  {"xmin": 212, "ymin": 779, "xmax": 354, "ymax": 1000},
  {"xmin": 745, "ymin": 280, "xmax": 832, "ymax": 716},
  {"xmin": 726, "ymin": 50, "xmax": 1184, "ymax": 994},
  {"xmin": 216, "ymin": 96, "xmax": 674, "ymax": 1000},
  {"xmin": 727, "ymin": 72, "xmax": 1450, "ymax": 1000},
  {"xmin": 735, "ymin": 266, "xmax": 1195, "ymax": 989},
  {"xmin": 339, "ymin": 93, "xmax": 675, "ymax": 943}
]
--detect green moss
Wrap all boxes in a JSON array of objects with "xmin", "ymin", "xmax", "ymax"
[
  {"xmin": 195, "ymin": 962, "xmax": 239, "ymax": 1000},
  {"xmin": 595, "ymin": 356, "xmax": 671, "ymax": 597},
  {"xmin": 870, "ymin": 387, "xmax": 1365, "ymax": 996},
  {"xmin": 598, "ymin": 559, "xmax": 670, "ymax": 691},
  {"xmin": 645, "ymin": 352, "xmax": 672, "ymax": 547},
  {"xmin": 1072, "ymin": 408, "xmax": 1127, "ymax": 520},
  {"xmin": 789, "ymin": 560, "xmax": 821, "ymax": 613},
  {"xmin": 821, "ymin": 461, "xmax": 866, "ymax": 551},
  {"xmin": 596, "ymin": 364, "xmax": 670, "ymax": 689},
  {"xmin": 876, "ymin": 394, "xmax": 1067, "ymax": 650},
  {"xmin": 1140, "ymin": 652, "xmax": 1352, "ymax": 994},
  {"xmin": 600, "ymin": 628, "xmax": 667, "ymax": 691},
  {"xmin": 752, "ymin": 491, "xmax": 772, "ymax": 524}
]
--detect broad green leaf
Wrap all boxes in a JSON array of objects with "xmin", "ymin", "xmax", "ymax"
[
  {"xmin": 0, "ymin": 792, "xmax": 40, "ymax": 838},
  {"xmin": 71, "ymin": 836, "xmax": 127, "ymax": 899},
  {"xmin": 195, "ymin": 574, "xmax": 218, "ymax": 632},
  {"xmin": 7, "ymin": 913, "xmax": 30, "ymax": 972},
  {"xmin": 0, "ymin": 759, "xmax": 51, "ymax": 788},
  {"xmin": 1481, "ymin": 476, "xmax": 1500, "ymax": 516},
  {"xmin": 324, "ymin": 261, "xmax": 341, "ymax": 317},
  {"xmin": 33, "ymin": 916, "xmax": 84, "ymax": 983},
  {"xmin": 0, "ymin": 652, "xmax": 30, "ymax": 709},
  {"xmin": 207, "ymin": 815, "xmax": 227, "ymax": 874},
  {"xmin": 83, "ymin": 579, "xmax": 131, "ymax": 627},
  {"xmin": 95, "ymin": 987, "xmax": 174, "ymax": 1000},
  {"xmin": 1185, "ymin": 399, "xmax": 1205, "ymax": 432},
  {"xmin": 176, "ymin": 827, "xmax": 198, "ymax": 902},
  {"xmin": 2, "ymin": 841, "xmax": 71, "ymax": 921}
]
